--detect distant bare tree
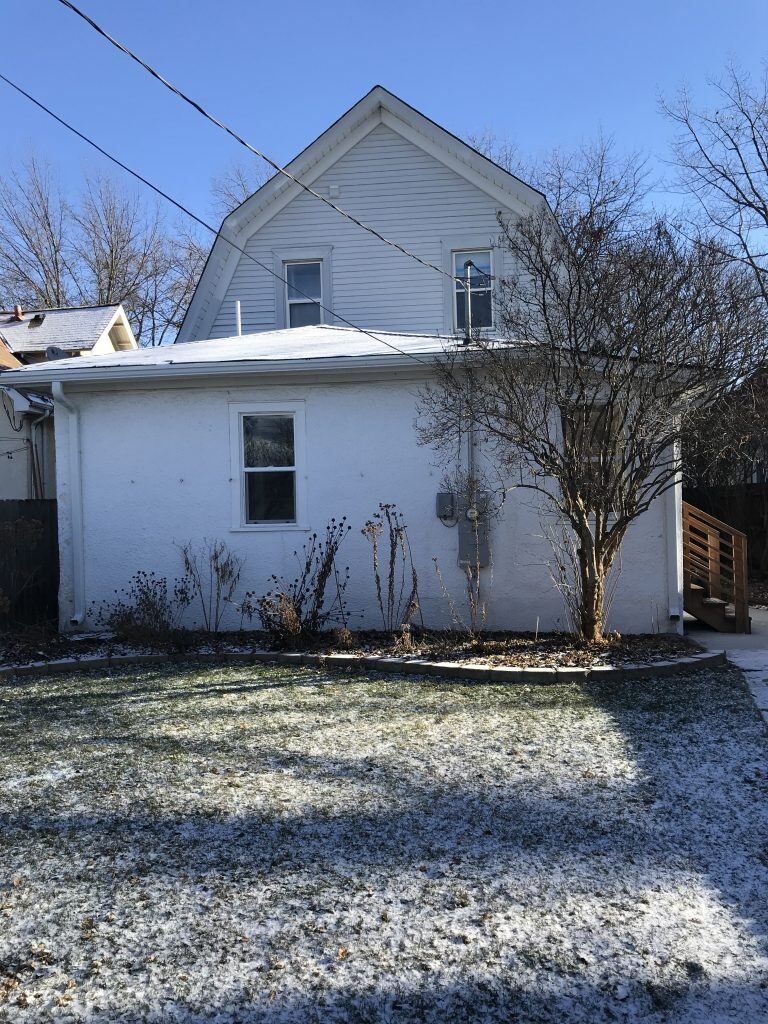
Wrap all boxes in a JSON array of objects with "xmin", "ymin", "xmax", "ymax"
[
  {"xmin": 418, "ymin": 142, "xmax": 765, "ymax": 640},
  {"xmin": 0, "ymin": 157, "xmax": 71, "ymax": 308},
  {"xmin": 210, "ymin": 159, "xmax": 272, "ymax": 220},
  {"xmin": 664, "ymin": 64, "xmax": 768, "ymax": 308},
  {"xmin": 0, "ymin": 157, "xmax": 206, "ymax": 345},
  {"xmin": 467, "ymin": 130, "xmax": 524, "ymax": 177}
]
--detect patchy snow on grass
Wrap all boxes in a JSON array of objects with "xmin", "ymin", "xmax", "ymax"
[{"xmin": 0, "ymin": 664, "xmax": 766, "ymax": 1022}]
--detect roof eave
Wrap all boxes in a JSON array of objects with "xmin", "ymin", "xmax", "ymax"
[{"xmin": 0, "ymin": 351, "xmax": 441, "ymax": 390}]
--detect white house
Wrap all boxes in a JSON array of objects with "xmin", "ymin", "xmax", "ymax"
[{"xmin": 0, "ymin": 88, "xmax": 683, "ymax": 635}]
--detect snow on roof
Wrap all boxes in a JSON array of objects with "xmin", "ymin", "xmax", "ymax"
[
  {"xmin": 0, "ymin": 305, "xmax": 121, "ymax": 354},
  {"xmin": 1, "ymin": 325, "xmax": 451, "ymax": 385}
]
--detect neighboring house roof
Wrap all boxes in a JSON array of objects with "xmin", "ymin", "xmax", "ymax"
[
  {"xmin": 0, "ymin": 325, "xmax": 451, "ymax": 387},
  {"xmin": 0, "ymin": 336, "xmax": 20, "ymax": 368},
  {"xmin": 0, "ymin": 304, "xmax": 135, "ymax": 355},
  {"xmin": 177, "ymin": 85, "xmax": 548, "ymax": 345}
]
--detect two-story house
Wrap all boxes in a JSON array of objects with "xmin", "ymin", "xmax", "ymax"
[{"xmin": 1, "ymin": 87, "xmax": 684, "ymax": 634}]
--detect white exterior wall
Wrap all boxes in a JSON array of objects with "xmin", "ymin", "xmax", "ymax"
[
  {"xmin": 0, "ymin": 417, "xmax": 55, "ymax": 500},
  {"xmin": 206, "ymin": 124, "xmax": 516, "ymax": 339},
  {"xmin": 56, "ymin": 377, "xmax": 680, "ymax": 635}
]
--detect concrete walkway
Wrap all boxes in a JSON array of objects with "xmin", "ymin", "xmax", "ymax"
[{"xmin": 687, "ymin": 606, "xmax": 768, "ymax": 725}]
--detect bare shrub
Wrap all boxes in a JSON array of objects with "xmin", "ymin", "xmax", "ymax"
[
  {"xmin": 361, "ymin": 504, "xmax": 421, "ymax": 632},
  {"xmin": 433, "ymin": 550, "xmax": 488, "ymax": 639},
  {"xmin": 247, "ymin": 518, "xmax": 351, "ymax": 649},
  {"xmin": 95, "ymin": 570, "xmax": 192, "ymax": 645},
  {"xmin": 179, "ymin": 538, "xmax": 244, "ymax": 633}
]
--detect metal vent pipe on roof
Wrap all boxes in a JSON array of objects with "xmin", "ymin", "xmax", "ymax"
[{"xmin": 235, "ymin": 299, "xmax": 242, "ymax": 337}]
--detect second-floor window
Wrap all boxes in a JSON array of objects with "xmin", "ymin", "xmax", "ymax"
[
  {"xmin": 286, "ymin": 261, "xmax": 322, "ymax": 327},
  {"xmin": 454, "ymin": 249, "xmax": 493, "ymax": 332}
]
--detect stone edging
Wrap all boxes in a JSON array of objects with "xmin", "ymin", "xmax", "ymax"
[{"xmin": 0, "ymin": 648, "xmax": 727, "ymax": 683}]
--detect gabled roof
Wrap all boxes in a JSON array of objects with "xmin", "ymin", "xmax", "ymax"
[
  {"xmin": 0, "ymin": 336, "xmax": 20, "ymax": 368},
  {"xmin": 0, "ymin": 304, "xmax": 128, "ymax": 354},
  {"xmin": 177, "ymin": 85, "xmax": 547, "ymax": 344},
  {"xmin": 0, "ymin": 325, "xmax": 450, "ymax": 388}
]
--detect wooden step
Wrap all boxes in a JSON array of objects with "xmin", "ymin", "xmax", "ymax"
[{"xmin": 682, "ymin": 500, "xmax": 750, "ymax": 633}]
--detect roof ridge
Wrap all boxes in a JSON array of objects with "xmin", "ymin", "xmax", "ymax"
[{"xmin": 0, "ymin": 303, "xmax": 121, "ymax": 315}]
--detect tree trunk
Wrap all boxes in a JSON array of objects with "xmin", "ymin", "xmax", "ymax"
[{"xmin": 578, "ymin": 544, "xmax": 607, "ymax": 641}]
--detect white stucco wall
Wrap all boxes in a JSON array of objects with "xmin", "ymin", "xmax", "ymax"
[{"xmin": 55, "ymin": 374, "xmax": 681, "ymax": 636}]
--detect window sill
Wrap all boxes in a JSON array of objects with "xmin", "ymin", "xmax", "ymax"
[{"xmin": 230, "ymin": 523, "xmax": 311, "ymax": 533}]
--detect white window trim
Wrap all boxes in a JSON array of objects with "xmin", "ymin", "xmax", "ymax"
[
  {"xmin": 229, "ymin": 400, "xmax": 309, "ymax": 532},
  {"xmin": 441, "ymin": 238, "xmax": 499, "ymax": 336},
  {"xmin": 272, "ymin": 246, "xmax": 333, "ymax": 330}
]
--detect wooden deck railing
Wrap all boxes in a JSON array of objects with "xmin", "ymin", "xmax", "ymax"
[{"xmin": 682, "ymin": 500, "xmax": 750, "ymax": 632}]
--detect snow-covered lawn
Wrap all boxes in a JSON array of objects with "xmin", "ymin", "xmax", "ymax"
[{"xmin": 0, "ymin": 664, "xmax": 767, "ymax": 1023}]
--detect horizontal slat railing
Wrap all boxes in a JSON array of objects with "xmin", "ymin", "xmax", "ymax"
[{"xmin": 682, "ymin": 500, "xmax": 750, "ymax": 632}]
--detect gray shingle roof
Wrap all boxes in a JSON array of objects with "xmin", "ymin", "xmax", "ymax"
[{"xmin": 0, "ymin": 305, "xmax": 120, "ymax": 354}]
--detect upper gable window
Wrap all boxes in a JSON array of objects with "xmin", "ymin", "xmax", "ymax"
[
  {"xmin": 285, "ymin": 261, "xmax": 322, "ymax": 327},
  {"xmin": 454, "ymin": 249, "xmax": 493, "ymax": 332}
]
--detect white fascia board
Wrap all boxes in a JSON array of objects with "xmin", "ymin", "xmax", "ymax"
[
  {"xmin": 94, "ymin": 304, "xmax": 133, "ymax": 351},
  {"xmin": 0, "ymin": 352, "xmax": 441, "ymax": 390}
]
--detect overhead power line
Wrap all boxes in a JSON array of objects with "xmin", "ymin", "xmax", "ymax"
[
  {"xmin": 0, "ymin": 72, "xmax": 436, "ymax": 367},
  {"xmin": 54, "ymin": 0, "xmax": 460, "ymax": 287}
]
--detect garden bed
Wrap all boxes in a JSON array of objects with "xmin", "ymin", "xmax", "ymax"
[{"xmin": 0, "ymin": 628, "xmax": 701, "ymax": 673}]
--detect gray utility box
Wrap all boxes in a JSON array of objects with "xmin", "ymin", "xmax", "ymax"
[{"xmin": 436, "ymin": 491, "xmax": 491, "ymax": 567}]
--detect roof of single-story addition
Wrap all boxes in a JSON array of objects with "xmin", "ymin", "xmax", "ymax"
[{"xmin": 0, "ymin": 325, "xmax": 454, "ymax": 388}]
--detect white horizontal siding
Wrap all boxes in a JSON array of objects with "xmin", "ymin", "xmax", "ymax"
[{"xmin": 209, "ymin": 124, "xmax": 515, "ymax": 339}]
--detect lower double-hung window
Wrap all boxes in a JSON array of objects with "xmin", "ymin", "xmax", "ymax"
[{"xmin": 242, "ymin": 413, "xmax": 297, "ymax": 523}]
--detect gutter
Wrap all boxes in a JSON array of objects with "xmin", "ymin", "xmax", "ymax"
[
  {"xmin": 0, "ymin": 350, "xmax": 449, "ymax": 390},
  {"xmin": 51, "ymin": 382, "xmax": 85, "ymax": 626}
]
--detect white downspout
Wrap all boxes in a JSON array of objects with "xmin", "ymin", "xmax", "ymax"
[
  {"xmin": 665, "ymin": 444, "xmax": 684, "ymax": 634},
  {"xmin": 52, "ymin": 381, "xmax": 85, "ymax": 626}
]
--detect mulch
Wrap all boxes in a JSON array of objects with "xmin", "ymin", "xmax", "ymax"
[{"xmin": 0, "ymin": 626, "xmax": 699, "ymax": 670}]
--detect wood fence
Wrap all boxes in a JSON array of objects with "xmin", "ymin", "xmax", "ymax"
[{"xmin": 0, "ymin": 500, "xmax": 59, "ymax": 630}]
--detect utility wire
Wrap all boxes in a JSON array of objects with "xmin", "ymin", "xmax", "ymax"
[
  {"xmin": 54, "ymin": 0, "xmax": 461, "ymax": 287},
  {"xmin": 0, "ymin": 72, "xmax": 438, "ymax": 367}
]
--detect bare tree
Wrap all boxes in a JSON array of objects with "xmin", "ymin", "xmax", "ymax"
[
  {"xmin": 0, "ymin": 158, "xmax": 207, "ymax": 346},
  {"xmin": 0, "ymin": 156, "xmax": 72, "ymax": 308},
  {"xmin": 664, "ymin": 64, "xmax": 768, "ymax": 308},
  {"xmin": 418, "ymin": 143, "xmax": 765, "ymax": 640},
  {"xmin": 467, "ymin": 130, "xmax": 525, "ymax": 177},
  {"xmin": 210, "ymin": 159, "xmax": 272, "ymax": 220}
]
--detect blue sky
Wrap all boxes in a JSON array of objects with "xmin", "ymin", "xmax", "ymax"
[{"xmin": 1, "ymin": 0, "xmax": 767, "ymax": 225}]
